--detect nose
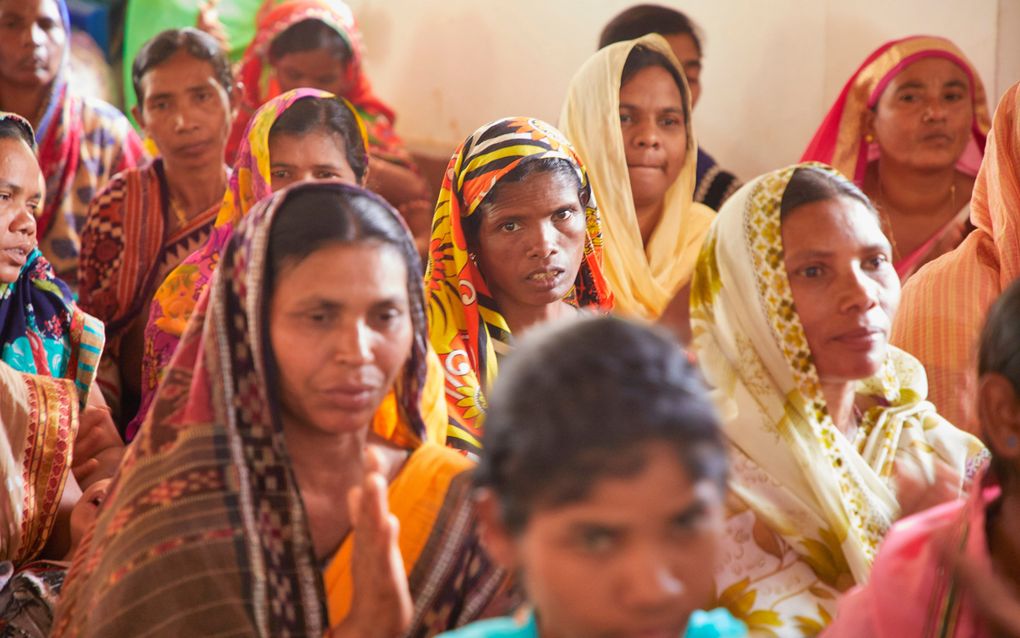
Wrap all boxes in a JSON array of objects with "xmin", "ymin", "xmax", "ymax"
[
  {"xmin": 837, "ymin": 265, "xmax": 880, "ymax": 314},
  {"xmin": 526, "ymin": 219, "xmax": 559, "ymax": 260},
  {"xmin": 10, "ymin": 207, "xmax": 37, "ymax": 240},
  {"xmin": 173, "ymin": 107, "xmax": 198, "ymax": 134},
  {"xmin": 620, "ymin": 546, "xmax": 685, "ymax": 610},
  {"xmin": 631, "ymin": 117, "xmax": 661, "ymax": 149},
  {"xmin": 923, "ymin": 96, "xmax": 948, "ymax": 123},
  {"xmin": 332, "ymin": 319, "xmax": 373, "ymax": 366}
]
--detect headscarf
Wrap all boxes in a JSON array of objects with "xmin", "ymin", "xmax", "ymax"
[
  {"xmin": 691, "ymin": 163, "xmax": 985, "ymax": 630},
  {"xmin": 801, "ymin": 35, "xmax": 991, "ymax": 184},
  {"xmin": 891, "ymin": 81, "xmax": 1020, "ymax": 432},
  {"xmin": 52, "ymin": 182, "xmax": 430, "ymax": 637},
  {"xmin": 0, "ymin": 113, "xmax": 103, "ymax": 408},
  {"xmin": 424, "ymin": 117, "xmax": 612, "ymax": 455},
  {"xmin": 560, "ymin": 33, "xmax": 714, "ymax": 320},
  {"xmin": 133, "ymin": 88, "xmax": 365, "ymax": 438},
  {"xmin": 30, "ymin": 0, "xmax": 143, "ymax": 285},
  {"xmin": 227, "ymin": 0, "xmax": 405, "ymax": 164}
]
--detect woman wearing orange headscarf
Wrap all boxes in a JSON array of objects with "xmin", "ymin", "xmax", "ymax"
[
  {"xmin": 802, "ymin": 36, "xmax": 991, "ymax": 282},
  {"xmin": 890, "ymin": 82, "xmax": 1020, "ymax": 433}
]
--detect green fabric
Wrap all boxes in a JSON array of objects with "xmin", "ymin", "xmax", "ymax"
[{"xmin": 121, "ymin": 0, "xmax": 262, "ymax": 127}]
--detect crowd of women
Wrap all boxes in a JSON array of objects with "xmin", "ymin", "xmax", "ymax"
[{"xmin": 0, "ymin": 0, "xmax": 1017, "ymax": 636}]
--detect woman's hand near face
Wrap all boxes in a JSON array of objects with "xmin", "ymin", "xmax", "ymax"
[
  {"xmin": 72, "ymin": 405, "xmax": 125, "ymax": 490},
  {"xmin": 329, "ymin": 449, "xmax": 411, "ymax": 638},
  {"xmin": 893, "ymin": 455, "xmax": 963, "ymax": 519}
]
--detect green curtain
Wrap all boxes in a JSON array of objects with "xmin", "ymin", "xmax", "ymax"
[{"xmin": 122, "ymin": 0, "xmax": 262, "ymax": 126}]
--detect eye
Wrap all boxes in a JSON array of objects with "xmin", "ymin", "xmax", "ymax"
[
  {"xmin": 195, "ymin": 90, "xmax": 211, "ymax": 102},
  {"xmin": 314, "ymin": 169, "xmax": 342, "ymax": 179},
  {"xmin": 270, "ymin": 169, "xmax": 290, "ymax": 179},
  {"xmin": 619, "ymin": 111, "xmax": 633, "ymax": 124},
  {"xmin": 0, "ymin": 192, "xmax": 11, "ymax": 201},
  {"xmin": 552, "ymin": 209, "xmax": 575, "ymax": 222},
  {"xmin": 499, "ymin": 220, "xmax": 520, "ymax": 233},
  {"xmin": 660, "ymin": 115, "xmax": 683, "ymax": 127},
  {"xmin": 863, "ymin": 253, "xmax": 890, "ymax": 270},
  {"xmin": 578, "ymin": 528, "xmax": 616, "ymax": 554},
  {"xmin": 798, "ymin": 265, "xmax": 825, "ymax": 279},
  {"xmin": 944, "ymin": 90, "xmax": 966, "ymax": 102},
  {"xmin": 898, "ymin": 92, "xmax": 919, "ymax": 104},
  {"xmin": 151, "ymin": 100, "xmax": 168, "ymax": 112}
]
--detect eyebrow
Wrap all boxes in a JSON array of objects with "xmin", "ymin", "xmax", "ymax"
[
  {"xmin": 619, "ymin": 102, "xmax": 685, "ymax": 115},
  {"xmin": 0, "ymin": 180, "xmax": 23, "ymax": 194}
]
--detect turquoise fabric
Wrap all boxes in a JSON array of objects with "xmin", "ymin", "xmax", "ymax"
[{"xmin": 438, "ymin": 608, "xmax": 747, "ymax": 638}]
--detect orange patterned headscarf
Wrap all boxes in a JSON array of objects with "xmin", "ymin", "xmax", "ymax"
[
  {"xmin": 891, "ymin": 81, "xmax": 1020, "ymax": 432},
  {"xmin": 424, "ymin": 117, "xmax": 613, "ymax": 455}
]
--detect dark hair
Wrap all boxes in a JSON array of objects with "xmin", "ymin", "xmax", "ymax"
[
  {"xmin": 0, "ymin": 117, "xmax": 37, "ymax": 153},
  {"xmin": 132, "ymin": 28, "xmax": 234, "ymax": 104},
  {"xmin": 475, "ymin": 315, "xmax": 727, "ymax": 534},
  {"xmin": 264, "ymin": 182, "xmax": 427, "ymax": 434},
  {"xmin": 463, "ymin": 156, "xmax": 585, "ymax": 252},
  {"xmin": 599, "ymin": 4, "xmax": 703, "ymax": 56},
  {"xmin": 979, "ymin": 280, "xmax": 1020, "ymax": 393},
  {"xmin": 268, "ymin": 19, "xmax": 352, "ymax": 65},
  {"xmin": 620, "ymin": 45, "xmax": 689, "ymax": 124},
  {"xmin": 268, "ymin": 97, "xmax": 369, "ymax": 183},
  {"xmin": 780, "ymin": 166, "xmax": 879, "ymax": 220}
]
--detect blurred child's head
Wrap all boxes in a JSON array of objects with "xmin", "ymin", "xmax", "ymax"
[
  {"xmin": 978, "ymin": 279, "xmax": 1020, "ymax": 484},
  {"xmin": 475, "ymin": 315, "xmax": 728, "ymax": 636}
]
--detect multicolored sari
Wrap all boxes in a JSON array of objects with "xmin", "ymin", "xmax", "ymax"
[
  {"xmin": 689, "ymin": 164, "xmax": 987, "ymax": 637},
  {"xmin": 424, "ymin": 117, "xmax": 613, "ymax": 455},
  {"xmin": 30, "ymin": 1, "xmax": 144, "ymax": 287},
  {"xmin": 891, "ymin": 81, "xmax": 1020, "ymax": 433},
  {"xmin": 227, "ymin": 0, "xmax": 410, "ymax": 166},
  {"xmin": 0, "ymin": 249, "xmax": 103, "ymax": 409},
  {"xmin": 131, "ymin": 88, "xmax": 350, "ymax": 439},
  {"xmin": 560, "ymin": 34, "xmax": 714, "ymax": 321},
  {"xmin": 77, "ymin": 159, "xmax": 222, "ymax": 425},
  {"xmin": 51, "ymin": 183, "xmax": 507, "ymax": 637},
  {"xmin": 800, "ymin": 35, "xmax": 992, "ymax": 280}
]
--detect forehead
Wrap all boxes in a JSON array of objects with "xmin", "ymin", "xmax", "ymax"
[
  {"xmin": 482, "ymin": 169, "xmax": 581, "ymax": 217},
  {"xmin": 781, "ymin": 196, "xmax": 886, "ymax": 249},
  {"xmin": 274, "ymin": 241, "xmax": 408, "ymax": 300},
  {"xmin": 889, "ymin": 56, "xmax": 970, "ymax": 88},
  {"xmin": 0, "ymin": 137, "xmax": 42, "ymax": 184},
  {"xmin": 140, "ymin": 50, "xmax": 220, "ymax": 94},
  {"xmin": 268, "ymin": 129, "xmax": 348, "ymax": 163},
  {"xmin": 0, "ymin": 0, "xmax": 60, "ymax": 21},
  {"xmin": 620, "ymin": 65, "xmax": 684, "ymax": 103},
  {"xmin": 663, "ymin": 33, "xmax": 700, "ymax": 65}
]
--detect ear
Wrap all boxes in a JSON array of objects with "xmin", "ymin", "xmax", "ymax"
[
  {"xmin": 474, "ymin": 488, "xmax": 519, "ymax": 571},
  {"xmin": 861, "ymin": 107, "xmax": 877, "ymax": 142},
  {"xmin": 977, "ymin": 373, "xmax": 1020, "ymax": 462},
  {"xmin": 228, "ymin": 82, "xmax": 244, "ymax": 120},
  {"xmin": 131, "ymin": 104, "xmax": 146, "ymax": 132}
]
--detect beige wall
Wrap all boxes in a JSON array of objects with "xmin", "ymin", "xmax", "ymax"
[{"xmin": 348, "ymin": 0, "xmax": 1020, "ymax": 180}]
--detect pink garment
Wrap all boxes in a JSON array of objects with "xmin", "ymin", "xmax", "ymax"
[{"xmin": 825, "ymin": 478, "xmax": 998, "ymax": 638}]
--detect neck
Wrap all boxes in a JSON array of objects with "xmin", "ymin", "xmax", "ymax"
[
  {"xmin": 0, "ymin": 81, "xmax": 52, "ymax": 130},
  {"xmin": 633, "ymin": 199, "xmax": 664, "ymax": 248},
  {"xmin": 499, "ymin": 299, "xmax": 573, "ymax": 337},
  {"xmin": 871, "ymin": 160, "xmax": 958, "ymax": 218},
  {"xmin": 821, "ymin": 380, "xmax": 857, "ymax": 436},
  {"xmin": 284, "ymin": 418, "xmax": 367, "ymax": 494},
  {"xmin": 991, "ymin": 478, "xmax": 1020, "ymax": 590},
  {"xmin": 163, "ymin": 158, "xmax": 228, "ymax": 218}
]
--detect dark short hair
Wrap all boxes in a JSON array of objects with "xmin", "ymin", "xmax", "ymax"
[
  {"xmin": 264, "ymin": 182, "xmax": 427, "ymax": 435},
  {"xmin": 780, "ymin": 166, "xmax": 879, "ymax": 220},
  {"xmin": 599, "ymin": 4, "xmax": 703, "ymax": 56},
  {"xmin": 0, "ymin": 117, "xmax": 36, "ymax": 152},
  {"xmin": 267, "ymin": 96, "xmax": 369, "ymax": 184},
  {"xmin": 475, "ymin": 315, "xmax": 727, "ymax": 534},
  {"xmin": 620, "ymin": 45, "xmax": 690, "ymax": 123},
  {"xmin": 980, "ymin": 279, "xmax": 1020, "ymax": 393},
  {"xmin": 132, "ymin": 28, "xmax": 234, "ymax": 104},
  {"xmin": 462, "ymin": 156, "xmax": 584, "ymax": 252},
  {"xmin": 268, "ymin": 18, "xmax": 352, "ymax": 65}
]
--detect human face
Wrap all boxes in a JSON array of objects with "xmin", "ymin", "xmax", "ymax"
[
  {"xmin": 272, "ymin": 48, "xmax": 352, "ymax": 97},
  {"xmin": 0, "ymin": 138, "xmax": 40, "ymax": 282},
  {"xmin": 134, "ymin": 50, "xmax": 236, "ymax": 171},
  {"xmin": 270, "ymin": 242, "xmax": 413, "ymax": 437},
  {"xmin": 484, "ymin": 444, "xmax": 724, "ymax": 638},
  {"xmin": 475, "ymin": 170, "xmax": 587, "ymax": 315},
  {"xmin": 619, "ymin": 66, "xmax": 687, "ymax": 213},
  {"xmin": 68, "ymin": 478, "xmax": 111, "ymax": 555},
  {"xmin": 867, "ymin": 57, "xmax": 974, "ymax": 173},
  {"xmin": 268, "ymin": 130, "xmax": 358, "ymax": 191},
  {"xmin": 782, "ymin": 196, "xmax": 900, "ymax": 383},
  {"xmin": 0, "ymin": 0, "xmax": 64, "ymax": 88},
  {"xmin": 663, "ymin": 33, "xmax": 701, "ymax": 108}
]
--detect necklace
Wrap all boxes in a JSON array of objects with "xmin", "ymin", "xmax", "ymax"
[
  {"xmin": 168, "ymin": 198, "xmax": 189, "ymax": 229},
  {"xmin": 875, "ymin": 172, "xmax": 957, "ymax": 263}
]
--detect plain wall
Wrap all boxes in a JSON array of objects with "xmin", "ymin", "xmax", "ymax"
[{"xmin": 346, "ymin": 0, "xmax": 1019, "ymax": 181}]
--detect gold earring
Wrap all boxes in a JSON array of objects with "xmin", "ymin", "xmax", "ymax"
[{"xmin": 865, "ymin": 133, "xmax": 875, "ymax": 143}]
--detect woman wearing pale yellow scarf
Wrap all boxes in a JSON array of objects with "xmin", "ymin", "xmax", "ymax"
[
  {"xmin": 561, "ymin": 34, "xmax": 713, "ymax": 341},
  {"xmin": 690, "ymin": 164, "xmax": 986, "ymax": 637}
]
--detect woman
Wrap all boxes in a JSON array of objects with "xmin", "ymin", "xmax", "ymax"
[
  {"xmin": 51, "ymin": 182, "xmax": 509, "ymax": 637},
  {"xmin": 826, "ymin": 278, "xmax": 1020, "ymax": 638},
  {"xmin": 424, "ymin": 117, "xmax": 613, "ymax": 456},
  {"xmin": 598, "ymin": 4, "xmax": 741, "ymax": 210},
  {"xmin": 560, "ymin": 34, "xmax": 714, "ymax": 341},
  {"xmin": 228, "ymin": 0, "xmax": 429, "ymax": 214},
  {"xmin": 132, "ymin": 88, "xmax": 367, "ymax": 438},
  {"xmin": 891, "ymin": 81, "xmax": 1020, "ymax": 434},
  {"xmin": 690, "ymin": 163, "xmax": 986, "ymax": 636},
  {"xmin": 801, "ymin": 35, "xmax": 991, "ymax": 281},
  {"xmin": 0, "ymin": 0, "xmax": 144, "ymax": 287},
  {"xmin": 0, "ymin": 113, "xmax": 103, "ymax": 408}
]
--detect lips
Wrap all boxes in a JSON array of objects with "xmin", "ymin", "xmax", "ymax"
[
  {"xmin": 318, "ymin": 382, "xmax": 380, "ymax": 411},
  {"xmin": 920, "ymin": 131, "xmax": 953, "ymax": 144},
  {"xmin": 524, "ymin": 266, "xmax": 566, "ymax": 292},
  {"xmin": 175, "ymin": 140, "xmax": 213, "ymax": 158},
  {"xmin": 832, "ymin": 326, "xmax": 886, "ymax": 350},
  {"xmin": 1, "ymin": 245, "xmax": 31, "ymax": 267}
]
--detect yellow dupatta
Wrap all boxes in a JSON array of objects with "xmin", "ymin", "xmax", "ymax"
[
  {"xmin": 560, "ymin": 34, "xmax": 714, "ymax": 320},
  {"xmin": 690, "ymin": 164, "xmax": 986, "ymax": 636}
]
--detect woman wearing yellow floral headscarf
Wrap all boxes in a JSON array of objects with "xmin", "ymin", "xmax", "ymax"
[
  {"xmin": 425, "ymin": 117, "xmax": 613, "ymax": 456},
  {"xmin": 561, "ymin": 34, "xmax": 713, "ymax": 340},
  {"xmin": 690, "ymin": 163, "xmax": 986, "ymax": 636}
]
